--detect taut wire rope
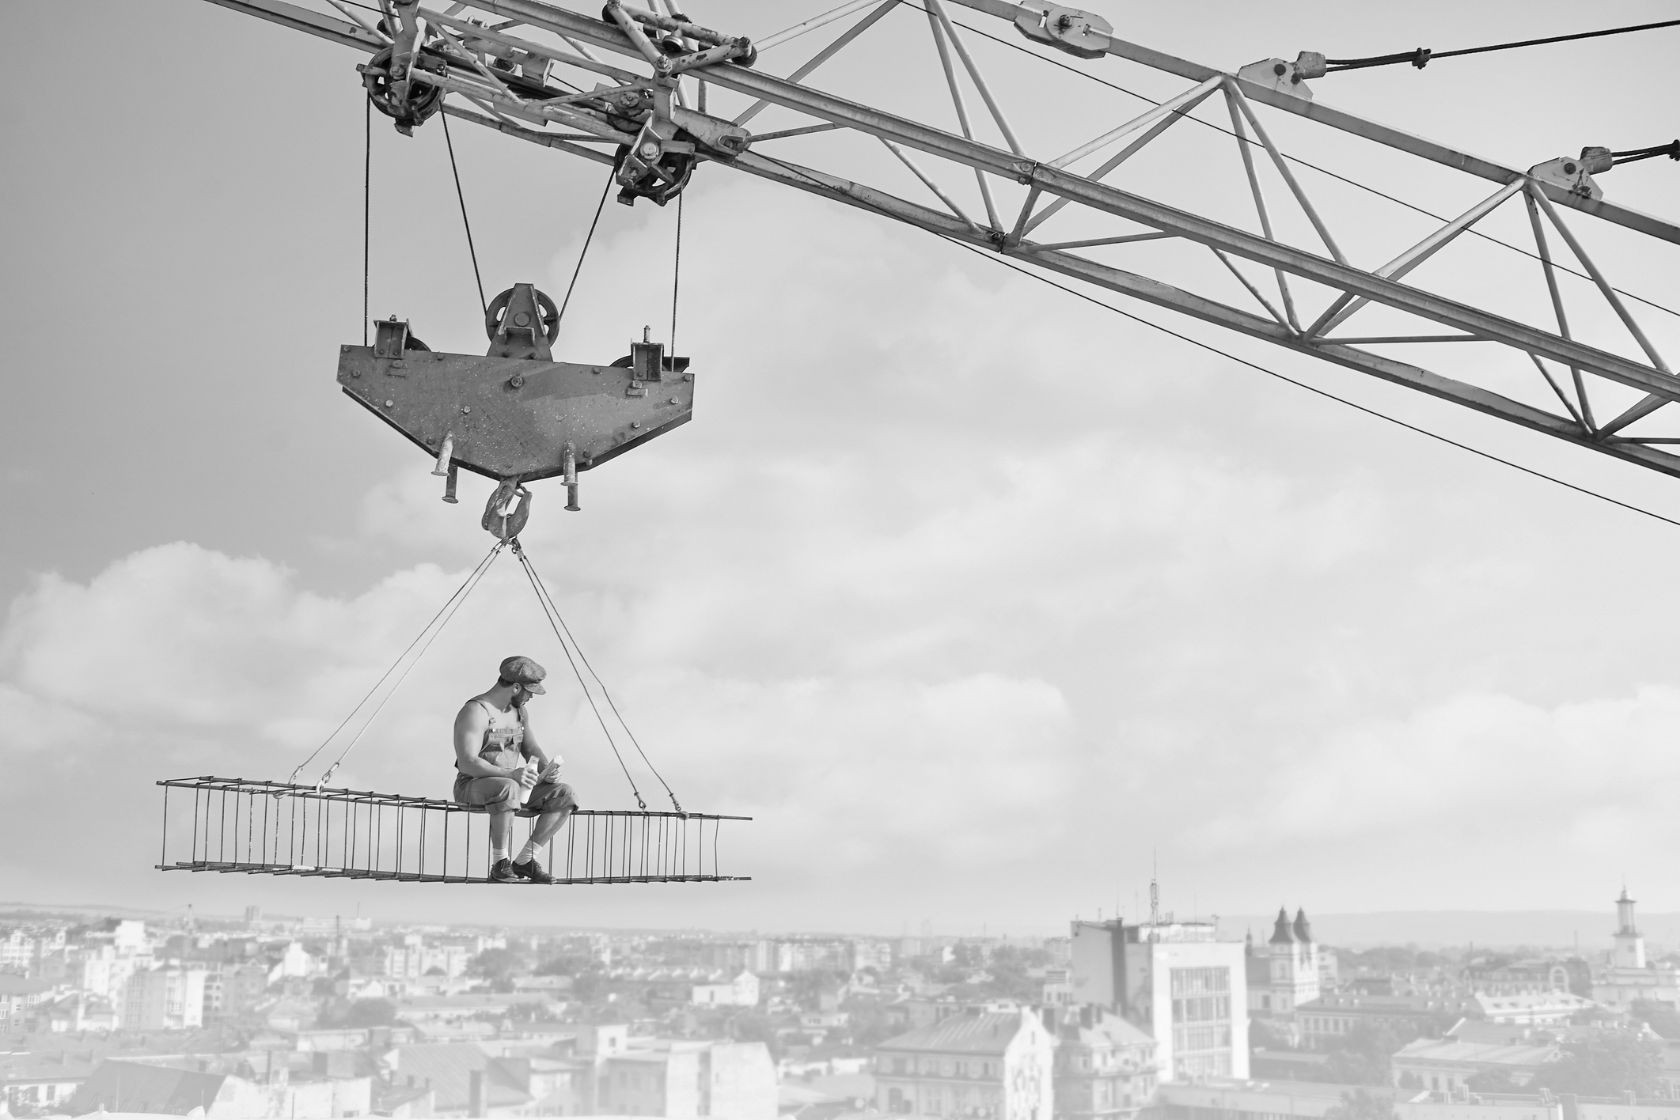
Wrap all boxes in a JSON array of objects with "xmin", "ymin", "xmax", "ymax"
[
  {"xmin": 441, "ymin": 111, "xmax": 488, "ymax": 313},
  {"xmin": 511, "ymin": 540, "xmax": 686, "ymax": 813},
  {"xmin": 1324, "ymin": 19, "xmax": 1680, "ymax": 72},
  {"xmin": 554, "ymin": 168, "xmax": 618, "ymax": 338},
  {"xmin": 670, "ymin": 191, "xmax": 684, "ymax": 355},
  {"xmin": 287, "ymin": 541, "xmax": 508, "ymax": 788},
  {"xmin": 893, "ymin": 2, "xmax": 1680, "ymax": 324},
  {"xmin": 363, "ymin": 97, "xmax": 372, "ymax": 346},
  {"xmin": 753, "ymin": 149, "xmax": 1680, "ymax": 534}
]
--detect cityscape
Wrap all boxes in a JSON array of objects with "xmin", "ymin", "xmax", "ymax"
[
  {"xmin": 5, "ymin": 3, "xmax": 1679, "ymax": 1120},
  {"xmin": 0, "ymin": 887, "xmax": 1676, "ymax": 1119}
]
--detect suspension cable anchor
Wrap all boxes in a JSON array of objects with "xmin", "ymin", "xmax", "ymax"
[{"xmin": 1528, "ymin": 146, "xmax": 1615, "ymax": 200}]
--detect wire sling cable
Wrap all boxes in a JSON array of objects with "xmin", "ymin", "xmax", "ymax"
[
  {"xmin": 1324, "ymin": 19, "xmax": 1680, "ymax": 72},
  {"xmin": 510, "ymin": 542, "xmax": 670, "ymax": 811},
  {"xmin": 896, "ymin": 2, "xmax": 1680, "ymax": 325},
  {"xmin": 948, "ymin": 238, "xmax": 1680, "ymax": 532},
  {"xmin": 441, "ymin": 110, "xmax": 488, "ymax": 314},
  {"xmin": 363, "ymin": 97, "xmax": 372, "ymax": 346},
  {"xmin": 315, "ymin": 542, "xmax": 506, "ymax": 783},
  {"xmin": 285, "ymin": 542, "xmax": 507, "ymax": 785},
  {"xmin": 514, "ymin": 542, "xmax": 685, "ymax": 813},
  {"xmin": 1612, "ymin": 140, "xmax": 1680, "ymax": 167},
  {"xmin": 670, "ymin": 191, "xmax": 684, "ymax": 355},
  {"xmin": 752, "ymin": 150, "xmax": 1680, "ymax": 535},
  {"xmin": 511, "ymin": 542, "xmax": 652, "ymax": 810},
  {"xmin": 554, "ymin": 168, "xmax": 617, "ymax": 337}
]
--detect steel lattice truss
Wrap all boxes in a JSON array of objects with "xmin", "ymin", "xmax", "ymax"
[{"xmin": 208, "ymin": 0, "xmax": 1680, "ymax": 476}]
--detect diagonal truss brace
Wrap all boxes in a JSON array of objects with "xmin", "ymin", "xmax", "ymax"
[{"xmin": 201, "ymin": 0, "xmax": 1680, "ymax": 482}]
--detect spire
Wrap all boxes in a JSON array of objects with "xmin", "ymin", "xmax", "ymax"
[
  {"xmin": 1270, "ymin": 906, "xmax": 1296, "ymax": 945},
  {"xmin": 1293, "ymin": 907, "xmax": 1313, "ymax": 943}
]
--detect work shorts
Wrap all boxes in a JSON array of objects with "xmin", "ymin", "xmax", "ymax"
[{"xmin": 453, "ymin": 771, "xmax": 580, "ymax": 817}]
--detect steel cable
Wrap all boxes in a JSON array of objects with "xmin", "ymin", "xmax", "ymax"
[
  {"xmin": 513, "ymin": 542, "xmax": 688, "ymax": 812},
  {"xmin": 555, "ymin": 168, "xmax": 617, "ymax": 339},
  {"xmin": 1324, "ymin": 19, "xmax": 1680, "ymax": 72},
  {"xmin": 287, "ymin": 542, "xmax": 507, "ymax": 786},
  {"xmin": 753, "ymin": 150, "xmax": 1680, "ymax": 533},
  {"xmin": 441, "ymin": 111, "xmax": 488, "ymax": 313},
  {"xmin": 888, "ymin": 2, "xmax": 1680, "ymax": 324},
  {"xmin": 511, "ymin": 543, "xmax": 647, "ymax": 809}
]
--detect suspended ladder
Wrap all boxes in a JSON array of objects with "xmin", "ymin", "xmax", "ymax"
[
  {"xmin": 156, "ymin": 775, "xmax": 748, "ymax": 884},
  {"xmin": 156, "ymin": 537, "xmax": 750, "ymax": 887}
]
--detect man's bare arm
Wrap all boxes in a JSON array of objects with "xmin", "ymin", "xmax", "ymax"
[{"xmin": 454, "ymin": 705, "xmax": 518, "ymax": 778}]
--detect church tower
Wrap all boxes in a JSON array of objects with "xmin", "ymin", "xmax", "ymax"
[
  {"xmin": 1267, "ymin": 906, "xmax": 1321, "ymax": 1008},
  {"xmin": 1613, "ymin": 886, "xmax": 1646, "ymax": 970}
]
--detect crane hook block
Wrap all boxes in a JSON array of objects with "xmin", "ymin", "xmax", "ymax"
[{"xmin": 337, "ymin": 283, "xmax": 695, "ymax": 484}]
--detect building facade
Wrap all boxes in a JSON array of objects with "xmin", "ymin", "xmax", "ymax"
[
  {"xmin": 123, "ymin": 965, "xmax": 208, "ymax": 1031},
  {"xmin": 1071, "ymin": 919, "xmax": 1249, "ymax": 1082},
  {"xmin": 876, "ymin": 1007, "xmax": 1057, "ymax": 1120},
  {"xmin": 1052, "ymin": 1006, "xmax": 1158, "ymax": 1120},
  {"xmin": 1250, "ymin": 909, "xmax": 1321, "ymax": 1016},
  {"xmin": 1595, "ymin": 888, "xmax": 1680, "ymax": 1012}
]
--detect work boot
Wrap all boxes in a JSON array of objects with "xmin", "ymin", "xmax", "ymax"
[
  {"xmin": 489, "ymin": 858, "xmax": 518, "ymax": 883},
  {"xmin": 512, "ymin": 857, "xmax": 554, "ymax": 884}
]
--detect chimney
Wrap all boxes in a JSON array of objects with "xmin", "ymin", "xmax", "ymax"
[{"xmin": 470, "ymin": 1069, "xmax": 490, "ymax": 1116}]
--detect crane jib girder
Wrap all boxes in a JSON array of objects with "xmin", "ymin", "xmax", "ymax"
[
  {"xmin": 200, "ymin": 0, "xmax": 1680, "ymax": 480},
  {"xmin": 711, "ymin": 147, "xmax": 1680, "ymax": 482},
  {"xmin": 448, "ymin": 0, "xmax": 1679, "ymax": 402},
  {"xmin": 945, "ymin": 0, "xmax": 1680, "ymax": 247},
  {"xmin": 467, "ymin": 0, "xmax": 1680, "ymax": 246}
]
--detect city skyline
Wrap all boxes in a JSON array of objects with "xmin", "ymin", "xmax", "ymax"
[{"xmin": 4, "ymin": 900, "xmax": 1680, "ymax": 953}]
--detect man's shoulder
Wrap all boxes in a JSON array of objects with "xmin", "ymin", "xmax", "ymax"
[{"xmin": 455, "ymin": 696, "xmax": 492, "ymax": 722}]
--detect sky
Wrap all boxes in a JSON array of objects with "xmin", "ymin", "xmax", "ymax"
[{"xmin": 2, "ymin": 1, "xmax": 1678, "ymax": 939}]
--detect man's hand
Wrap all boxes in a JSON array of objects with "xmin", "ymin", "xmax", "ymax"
[
  {"xmin": 539, "ymin": 760, "xmax": 563, "ymax": 783},
  {"xmin": 514, "ymin": 764, "xmax": 539, "ymax": 789}
]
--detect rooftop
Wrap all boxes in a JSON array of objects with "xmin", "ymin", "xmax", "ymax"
[
  {"xmin": 1393, "ymin": 1037, "xmax": 1560, "ymax": 1068},
  {"xmin": 878, "ymin": 1012, "xmax": 1028, "ymax": 1056}
]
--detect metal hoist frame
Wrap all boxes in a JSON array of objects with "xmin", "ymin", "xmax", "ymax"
[
  {"xmin": 343, "ymin": 282, "xmax": 692, "ymax": 513},
  {"xmin": 206, "ymin": 0, "xmax": 1680, "ymax": 480}
]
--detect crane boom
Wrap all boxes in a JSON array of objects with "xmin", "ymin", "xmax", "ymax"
[{"xmin": 200, "ymin": 0, "xmax": 1680, "ymax": 479}]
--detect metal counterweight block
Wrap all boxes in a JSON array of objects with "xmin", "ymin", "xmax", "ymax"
[{"xmin": 337, "ymin": 346, "xmax": 694, "ymax": 481}]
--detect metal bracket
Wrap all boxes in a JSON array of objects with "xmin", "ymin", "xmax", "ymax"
[
  {"xmin": 1528, "ymin": 147, "xmax": 1614, "ymax": 200},
  {"xmin": 372, "ymin": 316, "xmax": 413, "ymax": 359},
  {"xmin": 1235, "ymin": 53, "xmax": 1325, "ymax": 101},
  {"xmin": 1012, "ymin": 4, "xmax": 1112, "ymax": 60}
]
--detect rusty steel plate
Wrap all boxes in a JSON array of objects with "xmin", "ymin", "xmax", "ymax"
[{"xmin": 337, "ymin": 345, "xmax": 694, "ymax": 481}]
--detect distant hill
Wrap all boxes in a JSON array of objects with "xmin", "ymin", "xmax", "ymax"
[{"xmin": 1214, "ymin": 911, "xmax": 1680, "ymax": 952}]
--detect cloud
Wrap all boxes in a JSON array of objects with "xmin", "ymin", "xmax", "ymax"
[{"xmin": 1194, "ymin": 687, "xmax": 1680, "ymax": 857}]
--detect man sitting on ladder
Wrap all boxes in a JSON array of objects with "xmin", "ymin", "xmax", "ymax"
[{"xmin": 452, "ymin": 655, "xmax": 579, "ymax": 883}]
